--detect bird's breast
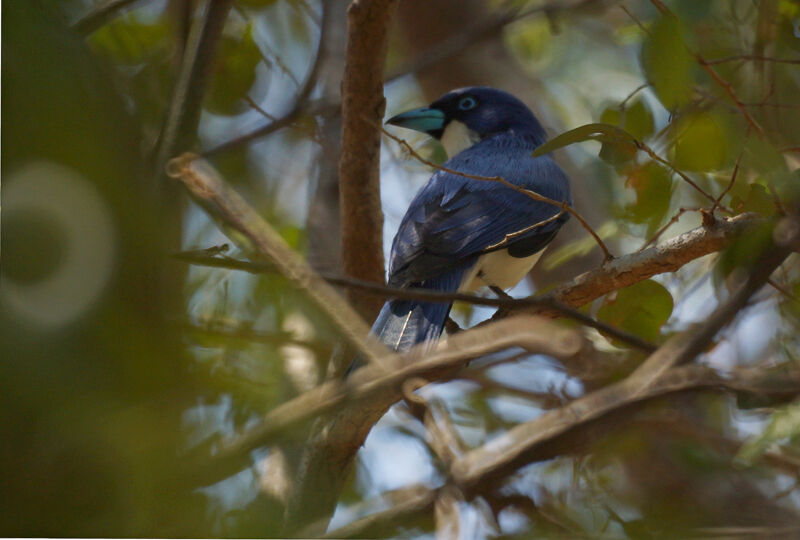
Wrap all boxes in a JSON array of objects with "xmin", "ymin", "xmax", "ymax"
[{"xmin": 459, "ymin": 248, "xmax": 544, "ymax": 292}]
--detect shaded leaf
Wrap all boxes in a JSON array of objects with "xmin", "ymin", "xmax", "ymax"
[
  {"xmin": 205, "ymin": 25, "xmax": 263, "ymax": 116},
  {"xmin": 624, "ymin": 162, "xmax": 674, "ymax": 235},
  {"xmin": 730, "ymin": 183, "xmax": 778, "ymax": 216},
  {"xmin": 597, "ymin": 280, "xmax": 674, "ymax": 341},
  {"xmin": 641, "ymin": 16, "xmax": 694, "ymax": 110}
]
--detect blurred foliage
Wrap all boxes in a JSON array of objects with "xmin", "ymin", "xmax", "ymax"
[{"xmin": 2, "ymin": 0, "xmax": 799, "ymax": 538}]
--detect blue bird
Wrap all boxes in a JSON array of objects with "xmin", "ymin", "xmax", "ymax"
[{"xmin": 372, "ymin": 87, "xmax": 571, "ymax": 354}]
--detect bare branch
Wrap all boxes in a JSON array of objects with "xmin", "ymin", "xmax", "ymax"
[
  {"xmin": 450, "ymin": 364, "xmax": 800, "ymax": 491},
  {"xmin": 166, "ymin": 154, "xmax": 387, "ymax": 368},
  {"xmin": 337, "ymin": 0, "xmax": 398, "ymax": 321},
  {"xmin": 181, "ymin": 315, "xmax": 581, "ymax": 490},
  {"xmin": 154, "ymin": 0, "xmax": 233, "ymax": 176},
  {"xmin": 174, "ymin": 249, "xmax": 656, "ymax": 352},
  {"xmin": 498, "ymin": 213, "xmax": 765, "ymax": 318}
]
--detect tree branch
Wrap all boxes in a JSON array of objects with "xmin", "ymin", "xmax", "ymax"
[
  {"xmin": 173, "ymin": 248, "xmax": 656, "ymax": 353},
  {"xmin": 498, "ymin": 213, "xmax": 764, "ymax": 318},
  {"xmin": 180, "ymin": 315, "xmax": 581, "ymax": 494},
  {"xmin": 154, "ymin": 0, "xmax": 233, "ymax": 176},
  {"xmin": 337, "ymin": 0, "xmax": 397, "ymax": 321},
  {"xmin": 165, "ymin": 154, "xmax": 387, "ymax": 368}
]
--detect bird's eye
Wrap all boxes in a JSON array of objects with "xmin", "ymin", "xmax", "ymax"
[{"xmin": 458, "ymin": 96, "xmax": 477, "ymax": 110}]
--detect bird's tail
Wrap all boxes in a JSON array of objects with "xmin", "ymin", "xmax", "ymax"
[
  {"xmin": 347, "ymin": 266, "xmax": 467, "ymax": 375},
  {"xmin": 373, "ymin": 266, "xmax": 467, "ymax": 352}
]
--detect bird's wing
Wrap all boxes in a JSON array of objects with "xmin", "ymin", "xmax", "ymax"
[{"xmin": 388, "ymin": 141, "xmax": 570, "ymax": 288}]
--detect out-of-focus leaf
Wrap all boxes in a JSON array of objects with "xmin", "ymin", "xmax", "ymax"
[
  {"xmin": 89, "ymin": 13, "xmax": 168, "ymax": 65},
  {"xmin": 532, "ymin": 123, "xmax": 637, "ymax": 157},
  {"xmin": 597, "ymin": 279, "xmax": 674, "ymax": 342},
  {"xmin": 641, "ymin": 16, "xmax": 694, "ymax": 110},
  {"xmin": 716, "ymin": 219, "xmax": 774, "ymax": 281},
  {"xmin": 601, "ymin": 98, "xmax": 655, "ymax": 141},
  {"xmin": 598, "ymin": 99, "xmax": 654, "ymax": 167},
  {"xmin": 541, "ymin": 222, "xmax": 618, "ymax": 271},
  {"xmin": 624, "ymin": 162, "xmax": 673, "ymax": 235},
  {"xmin": 205, "ymin": 25, "xmax": 263, "ymax": 116},
  {"xmin": 671, "ymin": 113, "xmax": 728, "ymax": 171},
  {"xmin": 507, "ymin": 16, "xmax": 553, "ymax": 62},
  {"xmin": 730, "ymin": 183, "xmax": 778, "ymax": 216},
  {"xmin": 735, "ymin": 399, "xmax": 800, "ymax": 467}
]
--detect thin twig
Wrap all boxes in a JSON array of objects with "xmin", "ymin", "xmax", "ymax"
[
  {"xmin": 711, "ymin": 129, "xmax": 749, "ymax": 214},
  {"xmin": 201, "ymin": 5, "xmax": 330, "ymax": 157},
  {"xmin": 638, "ymin": 207, "xmax": 700, "ymax": 251},
  {"xmin": 166, "ymin": 154, "xmax": 388, "ymax": 369},
  {"xmin": 154, "ymin": 0, "xmax": 233, "ymax": 176},
  {"xmin": 174, "ymin": 249, "xmax": 657, "ymax": 352},
  {"xmin": 635, "ymin": 140, "xmax": 725, "ymax": 209}
]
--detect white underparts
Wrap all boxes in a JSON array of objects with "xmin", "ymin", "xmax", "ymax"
[
  {"xmin": 441, "ymin": 120, "xmax": 481, "ymax": 157},
  {"xmin": 459, "ymin": 248, "xmax": 545, "ymax": 292}
]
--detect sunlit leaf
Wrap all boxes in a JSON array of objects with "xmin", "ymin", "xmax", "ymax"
[
  {"xmin": 597, "ymin": 279, "xmax": 674, "ymax": 341},
  {"xmin": 532, "ymin": 123, "xmax": 638, "ymax": 157},
  {"xmin": 641, "ymin": 16, "xmax": 694, "ymax": 110},
  {"xmin": 671, "ymin": 113, "xmax": 729, "ymax": 171},
  {"xmin": 205, "ymin": 24, "xmax": 263, "ymax": 116}
]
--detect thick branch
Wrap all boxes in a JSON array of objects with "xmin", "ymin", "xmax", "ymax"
[
  {"xmin": 451, "ymin": 364, "xmax": 800, "ymax": 491},
  {"xmin": 323, "ymin": 366, "xmax": 800, "ymax": 537},
  {"xmin": 337, "ymin": 0, "xmax": 397, "ymax": 320},
  {"xmin": 497, "ymin": 213, "xmax": 764, "ymax": 319},
  {"xmin": 181, "ymin": 316, "xmax": 581, "ymax": 492}
]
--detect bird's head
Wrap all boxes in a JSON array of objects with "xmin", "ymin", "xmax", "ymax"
[{"xmin": 386, "ymin": 86, "xmax": 546, "ymax": 157}]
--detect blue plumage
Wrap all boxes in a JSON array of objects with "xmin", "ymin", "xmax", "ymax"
[{"xmin": 370, "ymin": 87, "xmax": 571, "ymax": 356}]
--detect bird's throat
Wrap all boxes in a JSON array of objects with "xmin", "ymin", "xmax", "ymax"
[{"xmin": 441, "ymin": 120, "xmax": 481, "ymax": 157}]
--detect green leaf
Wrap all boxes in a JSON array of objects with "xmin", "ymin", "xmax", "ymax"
[
  {"xmin": 730, "ymin": 183, "xmax": 777, "ymax": 216},
  {"xmin": 205, "ymin": 25, "xmax": 263, "ymax": 116},
  {"xmin": 671, "ymin": 113, "xmax": 729, "ymax": 171},
  {"xmin": 532, "ymin": 123, "xmax": 638, "ymax": 157},
  {"xmin": 597, "ymin": 280, "xmax": 674, "ymax": 342},
  {"xmin": 89, "ymin": 13, "xmax": 168, "ymax": 65},
  {"xmin": 641, "ymin": 16, "xmax": 694, "ymax": 110},
  {"xmin": 735, "ymin": 399, "xmax": 800, "ymax": 467},
  {"xmin": 623, "ymin": 162, "xmax": 674, "ymax": 235}
]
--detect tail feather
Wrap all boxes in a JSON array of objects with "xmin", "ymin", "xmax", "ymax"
[
  {"xmin": 346, "ymin": 266, "xmax": 467, "ymax": 376},
  {"xmin": 374, "ymin": 266, "xmax": 467, "ymax": 352}
]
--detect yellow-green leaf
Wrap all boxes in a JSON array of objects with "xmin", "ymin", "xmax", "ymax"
[{"xmin": 597, "ymin": 280, "xmax": 673, "ymax": 342}]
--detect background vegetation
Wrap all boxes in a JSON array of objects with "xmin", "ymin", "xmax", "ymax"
[{"xmin": 2, "ymin": 0, "xmax": 800, "ymax": 537}]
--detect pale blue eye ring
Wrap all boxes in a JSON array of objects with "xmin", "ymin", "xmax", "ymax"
[{"xmin": 458, "ymin": 97, "xmax": 477, "ymax": 110}]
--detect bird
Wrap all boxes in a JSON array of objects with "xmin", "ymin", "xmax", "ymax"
[{"xmin": 371, "ymin": 86, "xmax": 571, "ymax": 355}]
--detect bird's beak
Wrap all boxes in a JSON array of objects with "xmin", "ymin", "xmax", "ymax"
[{"xmin": 386, "ymin": 107, "xmax": 445, "ymax": 134}]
